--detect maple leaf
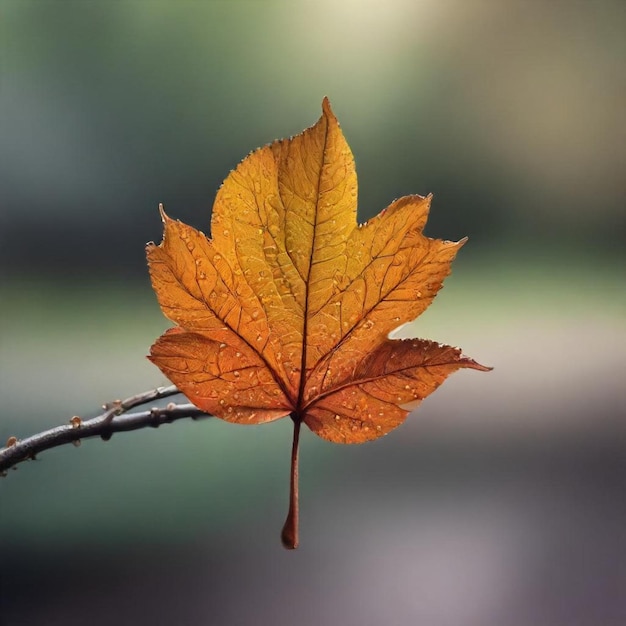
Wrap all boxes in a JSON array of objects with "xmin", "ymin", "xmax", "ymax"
[{"xmin": 147, "ymin": 98, "xmax": 491, "ymax": 549}]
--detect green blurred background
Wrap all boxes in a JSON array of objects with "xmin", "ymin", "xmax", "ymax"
[{"xmin": 1, "ymin": 1, "xmax": 624, "ymax": 625}]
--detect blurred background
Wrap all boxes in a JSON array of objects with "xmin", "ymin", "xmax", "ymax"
[{"xmin": 1, "ymin": 1, "xmax": 624, "ymax": 624}]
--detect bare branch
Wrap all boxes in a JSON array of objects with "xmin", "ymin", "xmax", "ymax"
[{"xmin": 0, "ymin": 386, "xmax": 211, "ymax": 475}]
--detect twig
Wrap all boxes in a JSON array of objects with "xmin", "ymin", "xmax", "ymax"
[{"xmin": 0, "ymin": 385, "xmax": 210, "ymax": 475}]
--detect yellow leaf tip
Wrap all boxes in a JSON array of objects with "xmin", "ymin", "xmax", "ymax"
[{"xmin": 321, "ymin": 96, "xmax": 336, "ymax": 123}]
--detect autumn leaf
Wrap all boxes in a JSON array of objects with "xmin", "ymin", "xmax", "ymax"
[{"xmin": 147, "ymin": 98, "xmax": 491, "ymax": 549}]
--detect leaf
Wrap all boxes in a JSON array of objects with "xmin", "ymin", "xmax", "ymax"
[{"xmin": 147, "ymin": 98, "xmax": 491, "ymax": 548}]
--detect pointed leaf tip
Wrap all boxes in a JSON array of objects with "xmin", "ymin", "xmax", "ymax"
[
  {"xmin": 470, "ymin": 360, "xmax": 493, "ymax": 372},
  {"xmin": 321, "ymin": 96, "xmax": 335, "ymax": 120}
]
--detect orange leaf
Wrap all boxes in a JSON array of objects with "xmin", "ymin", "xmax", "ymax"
[{"xmin": 147, "ymin": 98, "xmax": 491, "ymax": 548}]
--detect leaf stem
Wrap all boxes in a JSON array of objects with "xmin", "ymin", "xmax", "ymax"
[{"xmin": 281, "ymin": 415, "xmax": 301, "ymax": 549}]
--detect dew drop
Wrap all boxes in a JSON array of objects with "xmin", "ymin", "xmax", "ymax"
[
  {"xmin": 219, "ymin": 343, "xmax": 226, "ymax": 349},
  {"xmin": 219, "ymin": 399, "xmax": 225, "ymax": 405},
  {"xmin": 235, "ymin": 352, "xmax": 242, "ymax": 357},
  {"xmin": 334, "ymin": 414, "xmax": 341, "ymax": 420},
  {"xmin": 233, "ymin": 371, "xmax": 240, "ymax": 378},
  {"xmin": 214, "ymin": 254, "xmax": 222, "ymax": 262}
]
